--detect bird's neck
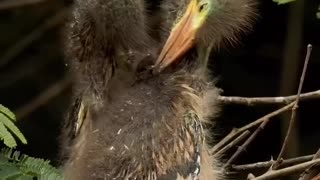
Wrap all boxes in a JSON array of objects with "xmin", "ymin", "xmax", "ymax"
[{"xmin": 196, "ymin": 43, "xmax": 213, "ymax": 75}]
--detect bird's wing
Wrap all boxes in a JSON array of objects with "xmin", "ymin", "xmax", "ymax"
[{"xmin": 61, "ymin": 95, "xmax": 88, "ymax": 145}]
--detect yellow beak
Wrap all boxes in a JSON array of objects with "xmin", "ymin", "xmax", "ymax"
[{"xmin": 153, "ymin": 0, "xmax": 199, "ymax": 73}]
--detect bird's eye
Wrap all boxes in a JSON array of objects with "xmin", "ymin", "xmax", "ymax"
[{"xmin": 199, "ymin": 3, "xmax": 208, "ymax": 12}]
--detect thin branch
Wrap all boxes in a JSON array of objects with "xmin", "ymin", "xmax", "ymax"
[
  {"xmin": 0, "ymin": 0, "xmax": 46, "ymax": 10},
  {"xmin": 0, "ymin": 9, "xmax": 68, "ymax": 68},
  {"xmin": 273, "ymin": 44, "xmax": 312, "ymax": 170},
  {"xmin": 232, "ymin": 155, "xmax": 314, "ymax": 171},
  {"xmin": 251, "ymin": 159, "xmax": 320, "ymax": 180},
  {"xmin": 218, "ymin": 89, "xmax": 320, "ymax": 105},
  {"xmin": 210, "ymin": 128, "xmax": 237, "ymax": 154},
  {"xmin": 237, "ymin": 102, "xmax": 295, "ymax": 134},
  {"xmin": 299, "ymin": 148, "xmax": 320, "ymax": 180},
  {"xmin": 222, "ymin": 54, "xmax": 313, "ymax": 167},
  {"xmin": 224, "ymin": 116, "xmax": 274, "ymax": 168},
  {"xmin": 211, "ymin": 102, "xmax": 294, "ymax": 155},
  {"xmin": 15, "ymin": 76, "xmax": 72, "ymax": 119},
  {"xmin": 215, "ymin": 130, "xmax": 250, "ymax": 156}
]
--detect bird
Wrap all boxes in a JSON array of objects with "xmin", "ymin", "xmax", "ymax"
[
  {"xmin": 154, "ymin": 0, "xmax": 256, "ymax": 73},
  {"xmin": 59, "ymin": 0, "xmax": 256, "ymax": 179},
  {"xmin": 58, "ymin": 0, "xmax": 154, "ymax": 164}
]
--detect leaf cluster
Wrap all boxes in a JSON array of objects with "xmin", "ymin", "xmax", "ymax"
[
  {"xmin": 0, "ymin": 104, "xmax": 64, "ymax": 179},
  {"xmin": 0, "ymin": 104, "xmax": 27, "ymax": 148},
  {"xmin": 0, "ymin": 148, "xmax": 64, "ymax": 180}
]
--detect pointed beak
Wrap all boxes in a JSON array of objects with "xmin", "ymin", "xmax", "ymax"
[{"xmin": 153, "ymin": 0, "xmax": 199, "ymax": 73}]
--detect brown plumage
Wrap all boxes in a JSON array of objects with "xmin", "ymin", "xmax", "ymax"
[
  {"xmin": 59, "ymin": 0, "xmax": 154, "ymax": 160},
  {"xmin": 63, "ymin": 69, "xmax": 222, "ymax": 179},
  {"xmin": 59, "ymin": 0, "xmax": 256, "ymax": 179}
]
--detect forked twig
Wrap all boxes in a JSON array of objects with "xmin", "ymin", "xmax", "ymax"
[
  {"xmin": 272, "ymin": 44, "xmax": 313, "ymax": 170},
  {"xmin": 232, "ymin": 154, "xmax": 314, "ymax": 171},
  {"xmin": 237, "ymin": 102, "xmax": 295, "ymax": 134},
  {"xmin": 224, "ymin": 116, "xmax": 275, "ymax": 168},
  {"xmin": 251, "ymin": 159, "xmax": 320, "ymax": 180},
  {"xmin": 212, "ymin": 102, "xmax": 294, "ymax": 157}
]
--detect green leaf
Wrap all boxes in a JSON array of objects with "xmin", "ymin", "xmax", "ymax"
[
  {"xmin": 0, "ymin": 113, "xmax": 27, "ymax": 145},
  {"xmin": 0, "ymin": 104, "xmax": 16, "ymax": 122},
  {"xmin": 273, "ymin": 0, "xmax": 296, "ymax": 5},
  {"xmin": 0, "ymin": 122, "xmax": 17, "ymax": 148},
  {"xmin": 0, "ymin": 104, "xmax": 27, "ymax": 150},
  {"xmin": 0, "ymin": 148, "xmax": 64, "ymax": 180}
]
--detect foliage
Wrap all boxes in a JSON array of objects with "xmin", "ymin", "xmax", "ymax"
[
  {"xmin": 0, "ymin": 104, "xmax": 64, "ymax": 179},
  {"xmin": 0, "ymin": 148, "xmax": 64, "ymax": 180},
  {"xmin": 273, "ymin": 0, "xmax": 296, "ymax": 5},
  {"xmin": 0, "ymin": 104, "xmax": 27, "ymax": 148}
]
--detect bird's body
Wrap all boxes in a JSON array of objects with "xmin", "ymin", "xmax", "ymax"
[
  {"xmin": 60, "ymin": 0, "xmax": 256, "ymax": 179},
  {"xmin": 63, "ymin": 66, "xmax": 221, "ymax": 179}
]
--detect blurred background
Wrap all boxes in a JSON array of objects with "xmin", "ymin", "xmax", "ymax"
[{"xmin": 0, "ymin": 0, "xmax": 319, "ymax": 178}]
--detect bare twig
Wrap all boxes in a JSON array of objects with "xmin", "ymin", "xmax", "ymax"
[
  {"xmin": 224, "ymin": 116, "xmax": 277, "ymax": 168},
  {"xmin": 232, "ymin": 154, "xmax": 314, "ymax": 171},
  {"xmin": 215, "ymin": 130, "xmax": 250, "ymax": 156},
  {"xmin": 210, "ymin": 128, "xmax": 237, "ymax": 154},
  {"xmin": 0, "ymin": 9, "xmax": 68, "ymax": 67},
  {"xmin": 218, "ymin": 89, "xmax": 320, "ymax": 105},
  {"xmin": 0, "ymin": 0, "xmax": 47, "ymax": 10},
  {"xmin": 237, "ymin": 102, "xmax": 295, "ymax": 134},
  {"xmin": 251, "ymin": 159, "xmax": 320, "ymax": 180},
  {"xmin": 211, "ymin": 102, "xmax": 294, "ymax": 155},
  {"xmin": 273, "ymin": 44, "xmax": 313, "ymax": 170},
  {"xmin": 299, "ymin": 148, "xmax": 320, "ymax": 180},
  {"xmin": 15, "ymin": 76, "xmax": 72, "ymax": 119}
]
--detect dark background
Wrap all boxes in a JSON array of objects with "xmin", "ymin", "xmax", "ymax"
[{"xmin": 0, "ymin": 0, "xmax": 319, "ymax": 178}]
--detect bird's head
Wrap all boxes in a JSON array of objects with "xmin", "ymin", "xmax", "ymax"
[{"xmin": 154, "ymin": 0, "xmax": 256, "ymax": 72}]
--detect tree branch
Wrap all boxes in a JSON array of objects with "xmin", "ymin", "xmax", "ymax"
[
  {"xmin": 299, "ymin": 148, "xmax": 320, "ymax": 180},
  {"xmin": 224, "ymin": 116, "xmax": 275, "ymax": 168},
  {"xmin": 210, "ymin": 128, "xmax": 237, "ymax": 154},
  {"xmin": 211, "ymin": 102, "xmax": 294, "ymax": 156},
  {"xmin": 272, "ymin": 44, "xmax": 312, "ymax": 170},
  {"xmin": 215, "ymin": 130, "xmax": 250, "ymax": 156},
  {"xmin": 218, "ymin": 89, "xmax": 320, "ymax": 105},
  {"xmin": 251, "ymin": 159, "xmax": 320, "ymax": 180},
  {"xmin": 232, "ymin": 154, "xmax": 314, "ymax": 171}
]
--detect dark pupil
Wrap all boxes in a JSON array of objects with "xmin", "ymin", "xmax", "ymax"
[{"xmin": 199, "ymin": 3, "xmax": 207, "ymax": 12}]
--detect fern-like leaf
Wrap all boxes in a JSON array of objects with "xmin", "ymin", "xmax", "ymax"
[
  {"xmin": 0, "ymin": 122, "xmax": 17, "ymax": 148},
  {"xmin": 0, "ymin": 104, "xmax": 27, "ymax": 148},
  {"xmin": 0, "ymin": 148, "xmax": 64, "ymax": 180},
  {"xmin": 273, "ymin": 0, "xmax": 296, "ymax": 5},
  {"xmin": 0, "ymin": 104, "xmax": 16, "ymax": 122},
  {"xmin": 0, "ymin": 113, "xmax": 27, "ymax": 145}
]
